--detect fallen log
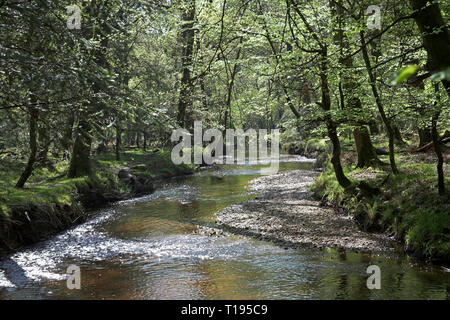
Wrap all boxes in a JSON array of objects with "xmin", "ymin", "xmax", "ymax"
[{"xmin": 404, "ymin": 131, "xmax": 450, "ymax": 153}]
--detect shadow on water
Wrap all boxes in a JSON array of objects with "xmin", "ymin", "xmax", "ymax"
[{"xmin": 0, "ymin": 257, "xmax": 30, "ymax": 288}]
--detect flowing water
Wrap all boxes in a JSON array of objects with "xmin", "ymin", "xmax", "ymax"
[{"xmin": 0, "ymin": 156, "xmax": 449, "ymax": 300}]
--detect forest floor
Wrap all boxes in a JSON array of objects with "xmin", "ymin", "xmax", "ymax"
[
  {"xmin": 215, "ymin": 170, "xmax": 396, "ymax": 253},
  {"xmin": 0, "ymin": 149, "xmax": 195, "ymax": 255}
]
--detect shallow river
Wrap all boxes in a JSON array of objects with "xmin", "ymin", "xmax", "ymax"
[{"xmin": 0, "ymin": 157, "xmax": 449, "ymax": 299}]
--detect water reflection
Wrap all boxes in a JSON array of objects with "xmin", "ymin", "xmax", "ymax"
[{"xmin": 0, "ymin": 156, "xmax": 449, "ymax": 300}]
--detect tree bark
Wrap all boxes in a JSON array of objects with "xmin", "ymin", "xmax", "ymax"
[
  {"xmin": 409, "ymin": 0, "xmax": 450, "ymax": 97},
  {"xmin": 143, "ymin": 131, "xmax": 147, "ymax": 151},
  {"xmin": 135, "ymin": 131, "xmax": 140, "ymax": 149},
  {"xmin": 432, "ymin": 84, "xmax": 445, "ymax": 196},
  {"xmin": 177, "ymin": 0, "xmax": 196, "ymax": 128},
  {"xmin": 224, "ymin": 37, "xmax": 243, "ymax": 130},
  {"xmin": 320, "ymin": 47, "xmax": 352, "ymax": 188},
  {"xmin": 16, "ymin": 107, "xmax": 39, "ymax": 188},
  {"xmin": 61, "ymin": 110, "xmax": 75, "ymax": 160},
  {"xmin": 115, "ymin": 121, "xmax": 121, "ymax": 161},
  {"xmin": 418, "ymin": 127, "xmax": 432, "ymax": 147},
  {"xmin": 393, "ymin": 124, "xmax": 406, "ymax": 146},
  {"xmin": 37, "ymin": 113, "xmax": 51, "ymax": 164},
  {"xmin": 68, "ymin": 116, "xmax": 92, "ymax": 178},
  {"xmin": 354, "ymin": 126, "xmax": 382, "ymax": 168},
  {"xmin": 331, "ymin": 1, "xmax": 380, "ymax": 168}
]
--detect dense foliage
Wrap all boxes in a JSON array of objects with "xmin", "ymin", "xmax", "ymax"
[{"xmin": 0, "ymin": 0, "xmax": 448, "ymax": 260}]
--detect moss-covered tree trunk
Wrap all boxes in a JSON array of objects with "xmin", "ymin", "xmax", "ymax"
[{"xmin": 353, "ymin": 126, "xmax": 381, "ymax": 168}]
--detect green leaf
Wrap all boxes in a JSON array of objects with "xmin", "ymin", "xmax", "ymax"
[{"xmin": 390, "ymin": 65, "xmax": 419, "ymax": 85}]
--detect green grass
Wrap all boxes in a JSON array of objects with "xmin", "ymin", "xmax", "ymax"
[
  {"xmin": 313, "ymin": 153, "xmax": 450, "ymax": 262},
  {"xmin": 0, "ymin": 148, "xmax": 196, "ymax": 216}
]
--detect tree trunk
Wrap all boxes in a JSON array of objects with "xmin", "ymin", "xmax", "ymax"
[
  {"xmin": 360, "ymin": 30, "xmax": 399, "ymax": 174},
  {"xmin": 115, "ymin": 122, "xmax": 121, "ymax": 161},
  {"xmin": 432, "ymin": 83, "xmax": 445, "ymax": 196},
  {"xmin": 393, "ymin": 124, "xmax": 406, "ymax": 146},
  {"xmin": 353, "ymin": 126, "xmax": 382, "ymax": 168},
  {"xmin": 68, "ymin": 116, "xmax": 92, "ymax": 178},
  {"xmin": 418, "ymin": 127, "xmax": 432, "ymax": 147},
  {"xmin": 177, "ymin": 0, "xmax": 196, "ymax": 128},
  {"xmin": 143, "ymin": 131, "xmax": 147, "ymax": 151},
  {"xmin": 320, "ymin": 47, "xmax": 352, "ymax": 188},
  {"xmin": 432, "ymin": 111, "xmax": 445, "ymax": 196},
  {"xmin": 135, "ymin": 131, "xmax": 140, "ymax": 149},
  {"xmin": 224, "ymin": 37, "xmax": 243, "ymax": 129},
  {"xmin": 16, "ymin": 107, "xmax": 39, "ymax": 188},
  {"xmin": 331, "ymin": 1, "xmax": 380, "ymax": 168},
  {"xmin": 37, "ymin": 115, "xmax": 51, "ymax": 164},
  {"xmin": 61, "ymin": 110, "xmax": 75, "ymax": 160},
  {"xmin": 369, "ymin": 118, "xmax": 379, "ymax": 135},
  {"xmin": 409, "ymin": 0, "xmax": 450, "ymax": 97}
]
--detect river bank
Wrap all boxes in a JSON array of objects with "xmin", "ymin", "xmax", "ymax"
[
  {"xmin": 0, "ymin": 149, "xmax": 195, "ymax": 256},
  {"xmin": 215, "ymin": 170, "xmax": 396, "ymax": 253},
  {"xmin": 280, "ymin": 134, "xmax": 449, "ymax": 263}
]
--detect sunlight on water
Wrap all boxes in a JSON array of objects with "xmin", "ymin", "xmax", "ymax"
[{"xmin": 0, "ymin": 157, "xmax": 449, "ymax": 300}]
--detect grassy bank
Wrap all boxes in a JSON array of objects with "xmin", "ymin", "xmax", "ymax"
[
  {"xmin": 312, "ymin": 149, "xmax": 450, "ymax": 263},
  {"xmin": 0, "ymin": 149, "xmax": 195, "ymax": 255}
]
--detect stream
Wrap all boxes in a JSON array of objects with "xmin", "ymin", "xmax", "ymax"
[{"xmin": 0, "ymin": 156, "xmax": 449, "ymax": 299}]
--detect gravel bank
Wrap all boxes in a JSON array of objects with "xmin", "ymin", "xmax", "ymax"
[{"xmin": 215, "ymin": 170, "xmax": 396, "ymax": 253}]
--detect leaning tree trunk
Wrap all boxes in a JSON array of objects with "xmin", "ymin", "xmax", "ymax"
[
  {"xmin": 68, "ymin": 116, "xmax": 92, "ymax": 178},
  {"xmin": 16, "ymin": 107, "xmax": 39, "ymax": 188},
  {"xmin": 360, "ymin": 31, "xmax": 399, "ymax": 174}
]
